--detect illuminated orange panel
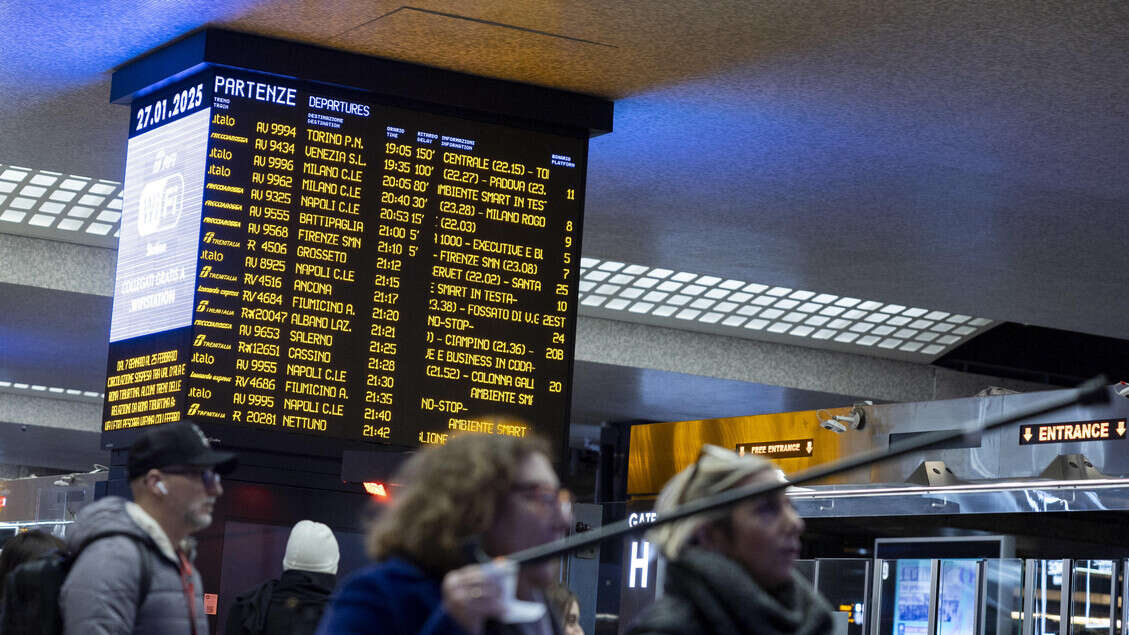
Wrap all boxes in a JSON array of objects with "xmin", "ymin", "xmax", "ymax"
[
  {"xmin": 363, "ymin": 482, "xmax": 388, "ymax": 497},
  {"xmin": 627, "ymin": 406, "xmax": 871, "ymax": 497}
]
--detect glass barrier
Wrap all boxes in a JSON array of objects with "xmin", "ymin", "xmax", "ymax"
[
  {"xmin": 864, "ymin": 557, "xmax": 1129, "ymax": 634},
  {"xmin": 937, "ymin": 559, "xmax": 980, "ymax": 635},
  {"xmin": 815, "ymin": 559, "xmax": 869, "ymax": 635},
  {"xmin": 1069, "ymin": 559, "xmax": 1115, "ymax": 635},
  {"xmin": 875, "ymin": 558, "xmax": 936, "ymax": 635},
  {"xmin": 1030, "ymin": 559, "xmax": 1065, "ymax": 635},
  {"xmin": 1118, "ymin": 561, "xmax": 1126, "ymax": 635},
  {"xmin": 795, "ymin": 558, "xmax": 815, "ymax": 584},
  {"xmin": 982, "ymin": 559, "xmax": 1023, "ymax": 635}
]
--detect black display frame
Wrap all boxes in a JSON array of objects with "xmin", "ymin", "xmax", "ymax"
[{"xmin": 103, "ymin": 29, "xmax": 613, "ymax": 468}]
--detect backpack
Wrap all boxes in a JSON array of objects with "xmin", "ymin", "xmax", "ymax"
[
  {"xmin": 1, "ymin": 531, "xmax": 153, "ymax": 635},
  {"xmin": 227, "ymin": 572, "xmax": 333, "ymax": 635}
]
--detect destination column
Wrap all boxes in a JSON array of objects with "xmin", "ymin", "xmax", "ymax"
[{"xmin": 280, "ymin": 125, "xmax": 367, "ymax": 435}]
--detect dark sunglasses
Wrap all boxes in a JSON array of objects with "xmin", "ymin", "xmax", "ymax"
[{"xmin": 160, "ymin": 466, "xmax": 221, "ymax": 490}]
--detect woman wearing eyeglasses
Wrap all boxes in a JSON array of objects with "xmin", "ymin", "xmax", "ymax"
[
  {"xmin": 627, "ymin": 445, "xmax": 833, "ymax": 635},
  {"xmin": 317, "ymin": 432, "xmax": 572, "ymax": 635}
]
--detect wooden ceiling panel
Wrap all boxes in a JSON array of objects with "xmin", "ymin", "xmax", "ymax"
[{"xmin": 326, "ymin": 5, "xmax": 619, "ymax": 96}]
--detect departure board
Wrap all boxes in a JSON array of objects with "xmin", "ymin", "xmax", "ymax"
[{"xmin": 103, "ymin": 68, "xmax": 585, "ymax": 449}]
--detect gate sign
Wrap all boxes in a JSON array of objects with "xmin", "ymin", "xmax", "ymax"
[
  {"xmin": 736, "ymin": 438, "xmax": 815, "ymax": 459},
  {"xmin": 1019, "ymin": 419, "xmax": 1127, "ymax": 445}
]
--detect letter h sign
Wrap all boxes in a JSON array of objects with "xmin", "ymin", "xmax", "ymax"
[{"xmin": 628, "ymin": 540, "xmax": 651, "ymax": 588}]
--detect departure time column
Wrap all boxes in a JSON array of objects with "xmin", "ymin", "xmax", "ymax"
[{"xmin": 361, "ymin": 131, "xmax": 434, "ymax": 438}]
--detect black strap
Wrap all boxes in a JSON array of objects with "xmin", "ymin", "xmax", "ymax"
[{"xmin": 135, "ymin": 538, "xmax": 152, "ymax": 608}]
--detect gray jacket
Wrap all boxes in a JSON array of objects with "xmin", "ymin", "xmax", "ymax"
[{"xmin": 60, "ymin": 496, "xmax": 208, "ymax": 635}]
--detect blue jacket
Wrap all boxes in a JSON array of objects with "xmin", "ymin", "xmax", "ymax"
[{"xmin": 316, "ymin": 557, "xmax": 469, "ymax": 635}]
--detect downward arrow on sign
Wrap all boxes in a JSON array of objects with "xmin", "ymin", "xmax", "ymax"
[
  {"xmin": 1117, "ymin": 420, "xmax": 1126, "ymax": 437},
  {"xmin": 1023, "ymin": 428, "xmax": 1033, "ymax": 442}
]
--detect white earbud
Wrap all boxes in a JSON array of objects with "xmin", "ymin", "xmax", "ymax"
[{"xmin": 156, "ymin": 482, "xmax": 169, "ymax": 495}]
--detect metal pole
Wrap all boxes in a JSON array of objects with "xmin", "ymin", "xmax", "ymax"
[
  {"xmin": 1022, "ymin": 559, "xmax": 1035, "ymax": 635},
  {"xmin": 927, "ymin": 560, "xmax": 940, "ymax": 635},
  {"xmin": 508, "ymin": 376, "xmax": 1109, "ymax": 565},
  {"xmin": 976, "ymin": 559, "xmax": 987, "ymax": 635},
  {"xmin": 870, "ymin": 560, "xmax": 884, "ymax": 635},
  {"xmin": 1063, "ymin": 559, "xmax": 1073, "ymax": 635}
]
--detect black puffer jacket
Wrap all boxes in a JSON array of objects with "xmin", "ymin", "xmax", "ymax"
[
  {"xmin": 627, "ymin": 548, "xmax": 833, "ymax": 635},
  {"xmin": 226, "ymin": 569, "xmax": 336, "ymax": 635}
]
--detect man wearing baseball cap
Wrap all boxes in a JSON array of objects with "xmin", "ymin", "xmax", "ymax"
[{"xmin": 61, "ymin": 421, "xmax": 237, "ymax": 635}]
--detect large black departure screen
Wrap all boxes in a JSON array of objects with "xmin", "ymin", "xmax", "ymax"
[{"xmin": 103, "ymin": 69, "xmax": 585, "ymax": 448}]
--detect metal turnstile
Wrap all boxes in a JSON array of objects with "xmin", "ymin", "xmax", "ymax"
[
  {"xmin": 871, "ymin": 559, "xmax": 1028, "ymax": 635},
  {"xmin": 1023, "ymin": 559, "xmax": 1119, "ymax": 635},
  {"xmin": 837, "ymin": 556, "xmax": 1126, "ymax": 634}
]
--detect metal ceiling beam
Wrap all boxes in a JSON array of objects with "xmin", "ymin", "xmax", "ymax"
[
  {"xmin": 0, "ymin": 233, "xmax": 114, "ymax": 296},
  {"xmin": 0, "ymin": 391, "xmax": 102, "ymax": 433},
  {"xmin": 575, "ymin": 317, "xmax": 1051, "ymax": 402}
]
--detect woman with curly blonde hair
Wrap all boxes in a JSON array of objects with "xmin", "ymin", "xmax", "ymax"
[{"xmin": 317, "ymin": 433, "xmax": 571, "ymax": 635}]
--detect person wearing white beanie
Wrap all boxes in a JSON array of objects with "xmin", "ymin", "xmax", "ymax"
[
  {"xmin": 226, "ymin": 520, "xmax": 340, "ymax": 635},
  {"xmin": 284, "ymin": 520, "xmax": 340, "ymax": 575}
]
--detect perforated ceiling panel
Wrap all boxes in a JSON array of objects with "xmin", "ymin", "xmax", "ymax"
[
  {"xmin": 0, "ymin": 164, "xmax": 121, "ymax": 247},
  {"xmin": 577, "ymin": 258, "xmax": 994, "ymax": 362}
]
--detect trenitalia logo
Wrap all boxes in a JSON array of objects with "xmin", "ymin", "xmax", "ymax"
[{"xmin": 1019, "ymin": 419, "xmax": 1127, "ymax": 445}]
